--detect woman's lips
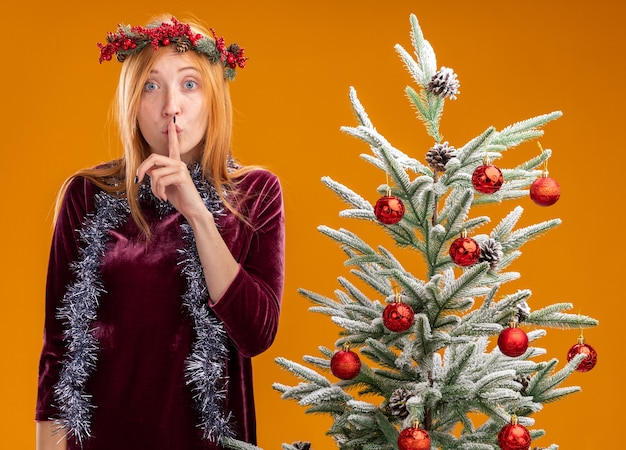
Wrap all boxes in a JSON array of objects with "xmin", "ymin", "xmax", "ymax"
[{"xmin": 163, "ymin": 125, "xmax": 182, "ymax": 135}]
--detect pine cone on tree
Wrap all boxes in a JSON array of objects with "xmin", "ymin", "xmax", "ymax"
[
  {"xmin": 389, "ymin": 387, "xmax": 416, "ymax": 419},
  {"xmin": 425, "ymin": 142, "xmax": 457, "ymax": 172},
  {"xmin": 291, "ymin": 442, "xmax": 312, "ymax": 450},
  {"xmin": 515, "ymin": 374, "xmax": 531, "ymax": 394},
  {"xmin": 427, "ymin": 66, "xmax": 460, "ymax": 100},
  {"xmin": 516, "ymin": 300, "xmax": 531, "ymax": 323},
  {"xmin": 476, "ymin": 236, "xmax": 503, "ymax": 270}
]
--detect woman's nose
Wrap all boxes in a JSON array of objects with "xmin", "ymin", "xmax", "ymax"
[{"xmin": 163, "ymin": 90, "xmax": 181, "ymax": 116}]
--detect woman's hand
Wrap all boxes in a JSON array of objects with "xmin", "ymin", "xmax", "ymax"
[
  {"xmin": 36, "ymin": 421, "xmax": 67, "ymax": 450},
  {"xmin": 136, "ymin": 117, "xmax": 206, "ymax": 221}
]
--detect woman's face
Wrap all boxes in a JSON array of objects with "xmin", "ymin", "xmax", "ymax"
[{"xmin": 137, "ymin": 48, "xmax": 208, "ymax": 163}]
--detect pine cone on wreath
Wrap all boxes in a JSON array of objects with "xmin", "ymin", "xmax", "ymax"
[
  {"xmin": 427, "ymin": 66, "xmax": 460, "ymax": 99},
  {"xmin": 291, "ymin": 442, "xmax": 312, "ymax": 450},
  {"xmin": 227, "ymin": 43, "xmax": 242, "ymax": 54},
  {"xmin": 174, "ymin": 37, "xmax": 192, "ymax": 53},
  {"xmin": 389, "ymin": 387, "xmax": 416, "ymax": 419},
  {"xmin": 425, "ymin": 142, "xmax": 457, "ymax": 172}
]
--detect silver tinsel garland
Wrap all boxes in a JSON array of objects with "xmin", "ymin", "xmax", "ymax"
[{"xmin": 54, "ymin": 163, "xmax": 233, "ymax": 445}]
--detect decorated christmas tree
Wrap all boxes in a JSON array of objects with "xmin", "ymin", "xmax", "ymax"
[{"xmin": 272, "ymin": 14, "xmax": 598, "ymax": 450}]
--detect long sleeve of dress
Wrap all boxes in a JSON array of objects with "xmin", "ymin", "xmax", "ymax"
[
  {"xmin": 210, "ymin": 169, "xmax": 285, "ymax": 358},
  {"xmin": 36, "ymin": 177, "xmax": 94, "ymax": 420}
]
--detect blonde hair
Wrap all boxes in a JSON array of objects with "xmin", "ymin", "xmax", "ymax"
[{"xmin": 55, "ymin": 17, "xmax": 254, "ymax": 235}]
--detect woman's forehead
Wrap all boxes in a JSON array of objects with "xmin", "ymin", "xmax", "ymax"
[{"xmin": 149, "ymin": 49, "xmax": 203, "ymax": 73}]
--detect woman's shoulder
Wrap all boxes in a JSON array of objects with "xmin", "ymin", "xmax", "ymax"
[
  {"xmin": 230, "ymin": 168, "xmax": 283, "ymax": 225},
  {"xmin": 234, "ymin": 167, "xmax": 282, "ymax": 197},
  {"xmin": 62, "ymin": 160, "xmax": 122, "ymax": 203},
  {"xmin": 68, "ymin": 160, "xmax": 123, "ymax": 188}
]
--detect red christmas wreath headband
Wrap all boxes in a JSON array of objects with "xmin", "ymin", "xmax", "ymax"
[{"xmin": 97, "ymin": 17, "xmax": 247, "ymax": 80}]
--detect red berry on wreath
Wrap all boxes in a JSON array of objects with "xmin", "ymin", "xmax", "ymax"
[
  {"xmin": 449, "ymin": 230, "xmax": 481, "ymax": 267},
  {"xmin": 497, "ymin": 416, "xmax": 531, "ymax": 450},
  {"xmin": 567, "ymin": 335, "xmax": 597, "ymax": 372},
  {"xmin": 472, "ymin": 163, "xmax": 504, "ymax": 194},
  {"xmin": 330, "ymin": 346, "xmax": 362, "ymax": 380},
  {"xmin": 530, "ymin": 171, "xmax": 560, "ymax": 206},
  {"xmin": 498, "ymin": 324, "xmax": 528, "ymax": 357},
  {"xmin": 397, "ymin": 423, "xmax": 431, "ymax": 450},
  {"xmin": 382, "ymin": 296, "xmax": 415, "ymax": 332},
  {"xmin": 374, "ymin": 195, "xmax": 405, "ymax": 224}
]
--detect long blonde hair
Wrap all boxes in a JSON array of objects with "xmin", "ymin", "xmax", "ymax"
[{"xmin": 55, "ymin": 17, "xmax": 254, "ymax": 235}]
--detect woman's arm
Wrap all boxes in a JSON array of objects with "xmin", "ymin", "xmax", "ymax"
[
  {"xmin": 37, "ymin": 177, "xmax": 92, "ymax": 425},
  {"xmin": 136, "ymin": 119, "xmax": 285, "ymax": 357},
  {"xmin": 141, "ymin": 161, "xmax": 284, "ymax": 356},
  {"xmin": 36, "ymin": 421, "xmax": 67, "ymax": 450},
  {"xmin": 186, "ymin": 205, "xmax": 242, "ymax": 301},
  {"xmin": 209, "ymin": 171, "xmax": 285, "ymax": 357}
]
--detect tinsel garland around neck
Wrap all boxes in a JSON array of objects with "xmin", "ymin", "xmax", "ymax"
[{"xmin": 54, "ymin": 162, "xmax": 233, "ymax": 445}]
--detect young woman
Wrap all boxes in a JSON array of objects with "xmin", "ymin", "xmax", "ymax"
[{"xmin": 36, "ymin": 17, "xmax": 285, "ymax": 450}]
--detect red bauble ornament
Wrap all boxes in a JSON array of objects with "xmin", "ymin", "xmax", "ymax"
[
  {"xmin": 567, "ymin": 336, "xmax": 597, "ymax": 372},
  {"xmin": 472, "ymin": 164, "xmax": 504, "ymax": 194},
  {"xmin": 382, "ymin": 300, "xmax": 415, "ymax": 332},
  {"xmin": 498, "ymin": 419, "xmax": 531, "ymax": 450},
  {"xmin": 498, "ymin": 326, "xmax": 529, "ymax": 357},
  {"xmin": 530, "ymin": 173, "xmax": 560, "ymax": 206},
  {"xmin": 449, "ymin": 232, "xmax": 481, "ymax": 267},
  {"xmin": 330, "ymin": 348, "xmax": 362, "ymax": 380},
  {"xmin": 374, "ymin": 195, "xmax": 405, "ymax": 224},
  {"xmin": 397, "ymin": 424, "xmax": 431, "ymax": 450}
]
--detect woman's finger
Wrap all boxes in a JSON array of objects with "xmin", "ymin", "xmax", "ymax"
[
  {"xmin": 135, "ymin": 154, "xmax": 174, "ymax": 184},
  {"xmin": 169, "ymin": 116, "xmax": 181, "ymax": 161},
  {"xmin": 149, "ymin": 165, "xmax": 185, "ymax": 201}
]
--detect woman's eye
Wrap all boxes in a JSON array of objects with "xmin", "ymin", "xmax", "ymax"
[
  {"xmin": 184, "ymin": 80, "xmax": 197, "ymax": 89},
  {"xmin": 143, "ymin": 81, "xmax": 158, "ymax": 91}
]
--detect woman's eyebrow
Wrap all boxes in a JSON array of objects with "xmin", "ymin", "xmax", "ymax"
[{"xmin": 149, "ymin": 66, "xmax": 201, "ymax": 75}]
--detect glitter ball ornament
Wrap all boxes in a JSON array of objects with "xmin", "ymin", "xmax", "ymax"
[
  {"xmin": 330, "ymin": 347, "xmax": 362, "ymax": 380},
  {"xmin": 397, "ymin": 424, "xmax": 431, "ymax": 450},
  {"xmin": 498, "ymin": 326, "xmax": 529, "ymax": 357},
  {"xmin": 449, "ymin": 231, "xmax": 481, "ymax": 267},
  {"xmin": 382, "ymin": 300, "xmax": 415, "ymax": 332},
  {"xmin": 498, "ymin": 417, "xmax": 531, "ymax": 450},
  {"xmin": 530, "ymin": 172, "xmax": 560, "ymax": 206},
  {"xmin": 374, "ymin": 195, "xmax": 405, "ymax": 224},
  {"xmin": 472, "ymin": 164, "xmax": 504, "ymax": 194},
  {"xmin": 567, "ymin": 336, "xmax": 597, "ymax": 372}
]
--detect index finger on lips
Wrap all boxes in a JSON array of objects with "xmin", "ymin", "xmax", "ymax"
[{"xmin": 169, "ymin": 116, "xmax": 181, "ymax": 161}]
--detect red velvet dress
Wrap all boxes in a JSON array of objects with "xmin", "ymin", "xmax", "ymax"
[{"xmin": 36, "ymin": 168, "xmax": 285, "ymax": 449}]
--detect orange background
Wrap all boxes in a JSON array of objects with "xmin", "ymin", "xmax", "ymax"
[{"xmin": 1, "ymin": 0, "xmax": 623, "ymax": 448}]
